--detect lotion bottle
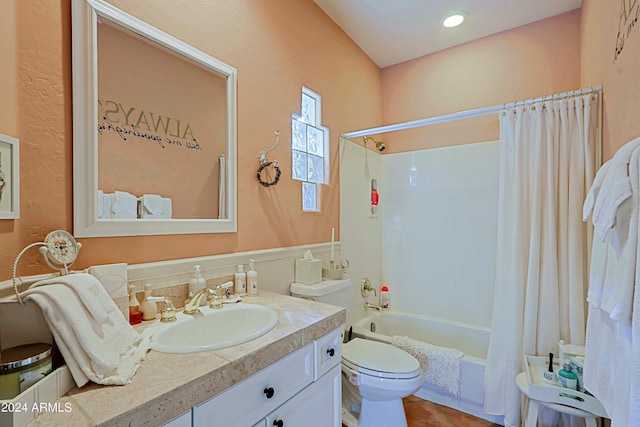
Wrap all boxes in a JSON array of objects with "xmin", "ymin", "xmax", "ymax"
[
  {"xmin": 141, "ymin": 284, "xmax": 158, "ymax": 321},
  {"xmin": 235, "ymin": 264, "xmax": 247, "ymax": 296},
  {"xmin": 558, "ymin": 363, "xmax": 578, "ymax": 390},
  {"xmin": 189, "ymin": 265, "xmax": 206, "ymax": 302},
  {"xmin": 380, "ymin": 285, "xmax": 390, "ymax": 310},
  {"xmin": 247, "ymin": 259, "xmax": 258, "ymax": 296},
  {"xmin": 128, "ymin": 285, "xmax": 142, "ymax": 325}
]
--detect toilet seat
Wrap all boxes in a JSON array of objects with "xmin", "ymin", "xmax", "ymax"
[{"xmin": 342, "ymin": 338, "xmax": 421, "ymax": 380}]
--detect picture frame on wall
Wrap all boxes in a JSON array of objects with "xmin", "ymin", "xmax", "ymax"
[{"xmin": 0, "ymin": 133, "xmax": 20, "ymax": 219}]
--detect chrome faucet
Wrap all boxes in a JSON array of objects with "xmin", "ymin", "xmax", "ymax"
[
  {"xmin": 183, "ymin": 281, "xmax": 233, "ymax": 315},
  {"xmin": 364, "ymin": 302, "xmax": 381, "ymax": 311}
]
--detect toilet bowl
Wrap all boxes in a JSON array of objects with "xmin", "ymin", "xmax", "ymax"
[
  {"xmin": 341, "ymin": 338, "xmax": 422, "ymax": 427},
  {"xmin": 290, "ymin": 279, "xmax": 422, "ymax": 427}
]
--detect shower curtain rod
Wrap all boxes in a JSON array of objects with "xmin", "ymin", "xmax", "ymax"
[{"xmin": 341, "ymin": 86, "xmax": 602, "ymax": 139}]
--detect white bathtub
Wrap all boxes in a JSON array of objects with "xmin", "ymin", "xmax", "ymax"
[{"xmin": 350, "ymin": 310, "xmax": 504, "ymax": 425}]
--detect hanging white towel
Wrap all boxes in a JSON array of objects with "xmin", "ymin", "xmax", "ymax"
[
  {"xmin": 584, "ymin": 138, "xmax": 640, "ymax": 427},
  {"xmin": 585, "ymin": 139, "xmax": 640, "ymax": 324},
  {"xmin": 21, "ymin": 273, "xmax": 149, "ymax": 387},
  {"xmin": 391, "ymin": 335, "xmax": 463, "ymax": 396},
  {"xmin": 112, "ymin": 191, "xmax": 137, "ymax": 218},
  {"xmin": 590, "ymin": 138, "xmax": 639, "ymax": 241},
  {"xmin": 583, "ymin": 162, "xmax": 610, "ymax": 221}
]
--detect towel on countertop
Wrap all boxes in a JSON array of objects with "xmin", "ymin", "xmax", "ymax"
[
  {"xmin": 21, "ymin": 273, "xmax": 149, "ymax": 387},
  {"xmin": 391, "ymin": 335, "xmax": 463, "ymax": 397},
  {"xmin": 112, "ymin": 191, "xmax": 137, "ymax": 218}
]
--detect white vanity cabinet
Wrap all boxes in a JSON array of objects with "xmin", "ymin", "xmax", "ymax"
[{"xmin": 190, "ymin": 327, "xmax": 342, "ymax": 427}]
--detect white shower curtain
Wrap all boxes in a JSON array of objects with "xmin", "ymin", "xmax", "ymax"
[{"xmin": 484, "ymin": 93, "xmax": 599, "ymax": 427}]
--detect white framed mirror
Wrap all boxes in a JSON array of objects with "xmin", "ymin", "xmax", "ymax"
[{"xmin": 72, "ymin": 0, "xmax": 237, "ymax": 237}]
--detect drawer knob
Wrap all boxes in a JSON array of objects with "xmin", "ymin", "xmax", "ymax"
[
  {"xmin": 273, "ymin": 420, "xmax": 284, "ymax": 427},
  {"xmin": 264, "ymin": 387, "xmax": 275, "ymax": 399},
  {"xmin": 327, "ymin": 348, "xmax": 335, "ymax": 357}
]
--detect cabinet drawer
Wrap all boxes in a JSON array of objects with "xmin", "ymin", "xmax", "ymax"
[
  {"xmin": 194, "ymin": 344, "xmax": 313, "ymax": 427},
  {"xmin": 314, "ymin": 327, "xmax": 342, "ymax": 380}
]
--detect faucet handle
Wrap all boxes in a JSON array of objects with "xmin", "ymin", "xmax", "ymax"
[
  {"xmin": 209, "ymin": 282, "xmax": 233, "ymax": 309},
  {"xmin": 146, "ymin": 296, "xmax": 177, "ymax": 322}
]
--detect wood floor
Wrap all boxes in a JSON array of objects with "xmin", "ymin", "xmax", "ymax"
[
  {"xmin": 343, "ymin": 395, "xmax": 503, "ymax": 427},
  {"xmin": 402, "ymin": 395, "xmax": 502, "ymax": 427}
]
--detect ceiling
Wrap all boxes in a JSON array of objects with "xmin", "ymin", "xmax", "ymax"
[{"xmin": 313, "ymin": 0, "xmax": 583, "ymax": 68}]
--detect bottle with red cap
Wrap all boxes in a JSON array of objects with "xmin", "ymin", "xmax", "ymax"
[{"xmin": 380, "ymin": 285, "xmax": 390, "ymax": 310}]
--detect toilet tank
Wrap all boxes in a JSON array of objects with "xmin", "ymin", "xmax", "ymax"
[{"xmin": 290, "ymin": 279, "xmax": 351, "ymax": 307}]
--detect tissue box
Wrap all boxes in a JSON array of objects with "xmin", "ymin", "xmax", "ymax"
[{"xmin": 295, "ymin": 258, "xmax": 323, "ymax": 284}]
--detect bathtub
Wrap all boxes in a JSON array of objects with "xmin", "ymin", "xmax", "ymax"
[{"xmin": 350, "ymin": 310, "xmax": 504, "ymax": 426}]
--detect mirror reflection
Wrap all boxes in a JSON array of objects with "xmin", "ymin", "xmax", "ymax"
[
  {"xmin": 72, "ymin": 0, "xmax": 237, "ymax": 237},
  {"xmin": 97, "ymin": 18, "xmax": 227, "ymax": 220}
]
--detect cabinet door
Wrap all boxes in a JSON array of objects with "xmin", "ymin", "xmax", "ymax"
[
  {"xmin": 194, "ymin": 344, "xmax": 313, "ymax": 427},
  {"xmin": 265, "ymin": 364, "xmax": 341, "ymax": 427},
  {"xmin": 161, "ymin": 409, "xmax": 192, "ymax": 427}
]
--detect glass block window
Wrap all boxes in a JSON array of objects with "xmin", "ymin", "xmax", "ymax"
[{"xmin": 292, "ymin": 87, "xmax": 329, "ymax": 212}]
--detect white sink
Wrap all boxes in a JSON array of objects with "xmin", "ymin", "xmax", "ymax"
[{"xmin": 142, "ymin": 303, "xmax": 279, "ymax": 353}]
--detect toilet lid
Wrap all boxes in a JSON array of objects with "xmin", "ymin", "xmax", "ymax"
[{"xmin": 342, "ymin": 338, "xmax": 421, "ymax": 379}]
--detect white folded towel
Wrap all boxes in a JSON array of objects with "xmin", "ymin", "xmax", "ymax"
[
  {"xmin": 391, "ymin": 335, "xmax": 463, "ymax": 396},
  {"xmin": 141, "ymin": 194, "xmax": 163, "ymax": 218},
  {"xmin": 97, "ymin": 190, "xmax": 115, "ymax": 218},
  {"xmin": 161, "ymin": 197, "xmax": 172, "ymax": 219},
  {"xmin": 140, "ymin": 194, "xmax": 172, "ymax": 218},
  {"xmin": 112, "ymin": 191, "xmax": 138, "ymax": 218},
  {"xmin": 98, "ymin": 190, "xmax": 105, "ymax": 218},
  {"xmin": 21, "ymin": 273, "xmax": 149, "ymax": 387}
]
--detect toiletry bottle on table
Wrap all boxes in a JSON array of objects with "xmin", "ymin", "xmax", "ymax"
[
  {"xmin": 542, "ymin": 353, "xmax": 557, "ymax": 385},
  {"xmin": 189, "ymin": 265, "xmax": 206, "ymax": 304},
  {"xmin": 247, "ymin": 259, "xmax": 259, "ymax": 296},
  {"xmin": 235, "ymin": 264, "xmax": 247, "ymax": 296},
  {"xmin": 141, "ymin": 283, "xmax": 158, "ymax": 321},
  {"xmin": 128, "ymin": 285, "xmax": 142, "ymax": 325},
  {"xmin": 558, "ymin": 363, "xmax": 578, "ymax": 390}
]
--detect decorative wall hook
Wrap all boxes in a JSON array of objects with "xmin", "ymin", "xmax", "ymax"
[{"xmin": 257, "ymin": 130, "xmax": 282, "ymax": 187}]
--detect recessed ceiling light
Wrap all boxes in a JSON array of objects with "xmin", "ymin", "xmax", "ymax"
[{"xmin": 443, "ymin": 13, "xmax": 465, "ymax": 28}]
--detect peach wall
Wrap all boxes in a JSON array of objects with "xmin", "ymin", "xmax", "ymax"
[
  {"xmin": 0, "ymin": 0, "xmax": 17, "ymax": 134},
  {"xmin": 0, "ymin": 0, "xmax": 381, "ymax": 280},
  {"xmin": 377, "ymin": 11, "xmax": 581, "ymax": 154},
  {"xmin": 581, "ymin": 0, "xmax": 640, "ymax": 161}
]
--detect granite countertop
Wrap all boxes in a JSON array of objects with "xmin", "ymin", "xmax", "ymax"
[{"xmin": 28, "ymin": 291, "xmax": 346, "ymax": 426}]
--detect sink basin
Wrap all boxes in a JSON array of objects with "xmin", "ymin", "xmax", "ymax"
[{"xmin": 142, "ymin": 303, "xmax": 279, "ymax": 353}]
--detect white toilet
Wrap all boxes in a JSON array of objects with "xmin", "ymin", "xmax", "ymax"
[{"xmin": 290, "ymin": 279, "xmax": 423, "ymax": 427}]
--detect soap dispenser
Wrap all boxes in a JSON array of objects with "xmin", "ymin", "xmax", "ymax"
[
  {"xmin": 128, "ymin": 285, "xmax": 142, "ymax": 325},
  {"xmin": 247, "ymin": 259, "xmax": 258, "ymax": 296},
  {"xmin": 140, "ymin": 284, "xmax": 158, "ymax": 321},
  {"xmin": 235, "ymin": 264, "xmax": 247, "ymax": 296},
  {"xmin": 189, "ymin": 265, "xmax": 206, "ymax": 301}
]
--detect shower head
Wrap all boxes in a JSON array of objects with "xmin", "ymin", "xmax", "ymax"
[{"xmin": 363, "ymin": 136, "xmax": 386, "ymax": 152}]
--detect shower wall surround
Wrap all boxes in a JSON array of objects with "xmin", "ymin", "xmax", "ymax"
[
  {"xmin": 382, "ymin": 141, "xmax": 499, "ymax": 327},
  {"xmin": 340, "ymin": 139, "xmax": 499, "ymax": 329}
]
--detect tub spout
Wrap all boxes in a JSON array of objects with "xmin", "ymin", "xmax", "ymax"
[{"xmin": 364, "ymin": 302, "xmax": 381, "ymax": 311}]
